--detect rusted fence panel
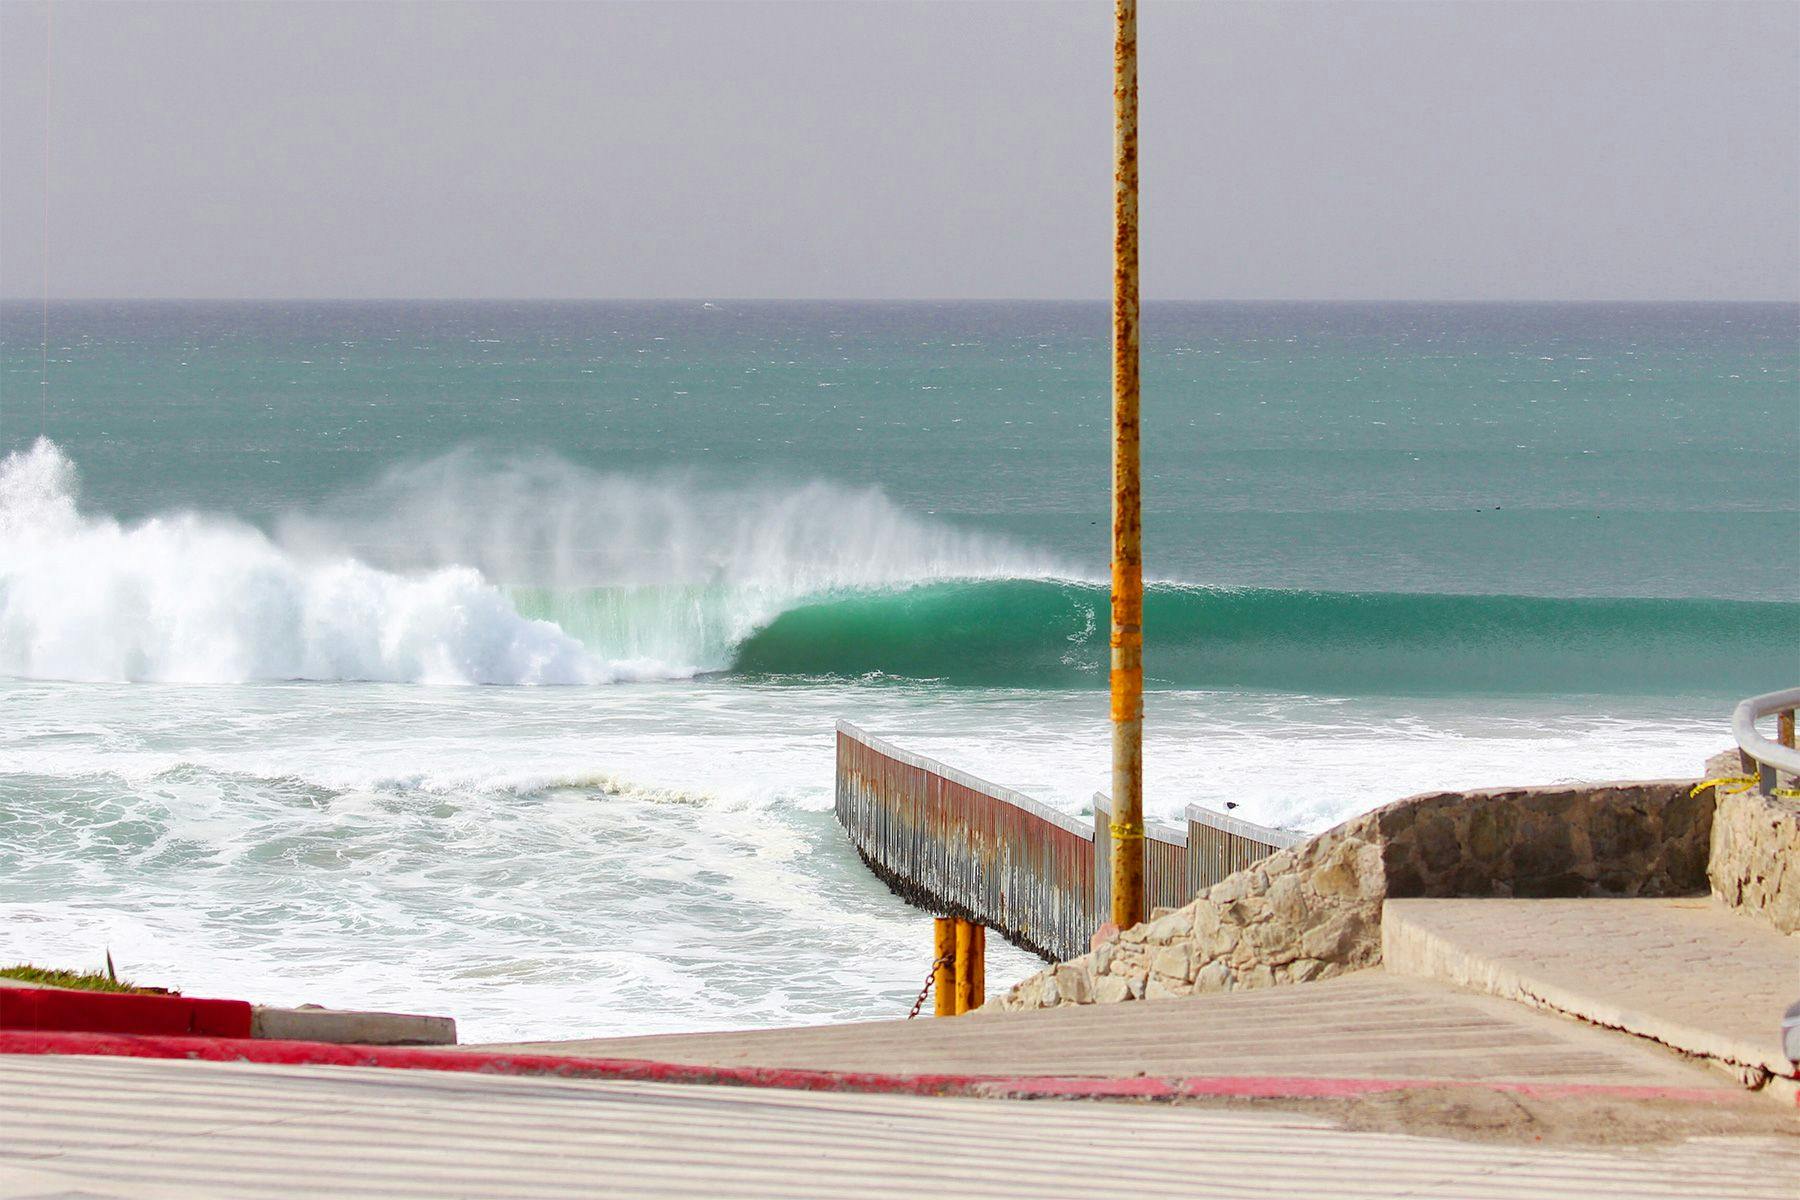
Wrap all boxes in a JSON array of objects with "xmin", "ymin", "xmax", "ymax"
[
  {"xmin": 1185, "ymin": 805, "xmax": 1304, "ymax": 894},
  {"xmin": 834, "ymin": 721, "xmax": 1298, "ymax": 962},
  {"xmin": 836, "ymin": 723, "xmax": 1095, "ymax": 961},
  {"xmin": 1092, "ymin": 794, "xmax": 1191, "ymax": 920}
]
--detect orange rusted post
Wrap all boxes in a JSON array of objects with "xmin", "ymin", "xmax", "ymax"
[
  {"xmin": 954, "ymin": 919, "xmax": 977, "ymax": 1014},
  {"xmin": 1780, "ymin": 708, "xmax": 1795, "ymax": 750},
  {"xmin": 1109, "ymin": 0, "xmax": 1145, "ymax": 934},
  {"xmin": 971, "ymin": 922, "xmax": 985, "ymax": 1010},
  {"xmin": 933, "ymin": 917, "xmax": 956, "ymax": 1017}
]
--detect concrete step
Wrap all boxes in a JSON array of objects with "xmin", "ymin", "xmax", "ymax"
[
  {"xmin": 250, "ymin": 1004, "xmax": 455, "ymax": 1046},
  {"xmin": 1382, "ymin": 897, "xmax": 1799, "ymax": 1089}
]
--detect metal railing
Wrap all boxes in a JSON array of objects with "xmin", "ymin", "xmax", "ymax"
[
  {"xmin": 835, "ymin": 721, "xmax": 1300, "ymax": 961},
  {"xmin": 1732, "ymin": 688, "xmax": 1800, "ymax": 796}
]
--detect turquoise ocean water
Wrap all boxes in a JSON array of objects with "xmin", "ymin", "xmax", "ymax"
[{"xmin": 1, "ymin": 301, "xmax": 1795, "ymax": 1038}]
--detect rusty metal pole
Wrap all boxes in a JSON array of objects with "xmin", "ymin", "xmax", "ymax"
[
  {"xmin": 970, "ymin": 922, "xmax": 985, "ymax": 1009},
  {"xmin": 953, "ymin": 919, "xmax": 976, "ymax": 1014},
  {"xmin": 933, "ymin": 917, "xmax": 956, "ymax": 1017},
  {"xmin": 1109, "ymin": 0, "xmax": 1145, "ymax": 933}
]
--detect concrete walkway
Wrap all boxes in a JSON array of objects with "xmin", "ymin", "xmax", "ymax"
[
  {"xmin": 471, "ymin": 972, "xmax": 1741, "ymax": 1092},
  {"xmin": 1383, "ymin": 898, "xmax": 1800, "ymax": 1086},
  {"xmin": 4, "ymin": 1053, "xmax": 1796, "ymax": 1200}
]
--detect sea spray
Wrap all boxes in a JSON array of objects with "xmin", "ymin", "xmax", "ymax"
[
  {"xmin": 0, "ymin": 440, "xmax": 1055, "ymax": 684},
  {"xmin": 272, "ymin": 447, "xmax": 1056, "ymax": 591},
  {"xmin": 0, "ymin": 439, "xmax": 604, "ymax": 684}
]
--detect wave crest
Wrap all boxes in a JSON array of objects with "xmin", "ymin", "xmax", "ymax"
[
  {"xmin": 730, "ymin": 579, "xmax": 1794, "ymax": 695},
  {"xmin": 0, "ymin": 440, "xmax": 1045, "ymax": 685}
]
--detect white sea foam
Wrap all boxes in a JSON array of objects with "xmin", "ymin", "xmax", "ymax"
[
  {"xmin": 0, "ymin": 440, "xmax": 605, "ymax": 684},
  {"xmin": 0, "ymin": 440, "xmax": 1049, "ymax": 684},
  {"xmin": 0, "ymin": 674, "xmax": 1725, "ymax": 1041}
]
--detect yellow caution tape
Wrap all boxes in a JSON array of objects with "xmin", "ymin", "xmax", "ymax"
[
  {"xmin": 1691, "ymin": 775, "xmax": 1800, "ymax": 799},
  {"xmin": 1108, "ymin": 821, "xmax": 1145, "ymax": 840},
  {"xmin": 1692, "ymin": 775, "xmax": 1758, "ymax": 798}
]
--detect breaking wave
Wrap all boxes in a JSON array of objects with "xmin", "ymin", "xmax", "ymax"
[
  {"xmin": 3, "ymin": 439, "xmax": 1788, "ymax": 694},
  {"xmin": 0, "ymin": 440, "xmax": 1044, "ymax": 684}
]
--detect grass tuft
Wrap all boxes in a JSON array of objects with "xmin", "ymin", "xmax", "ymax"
[{"xmin": 0, "ymin": 963, "xmax": 159, "ymax": 994}]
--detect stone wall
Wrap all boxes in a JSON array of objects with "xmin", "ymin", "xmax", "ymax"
[
  {"xmin": 988, "ymin": 779, "xmax": 1709, "ymax": 1012},
  {"xmin": 1705, "ymin": 749, "xmax": 1800, "ymax": 934},
  {"xmin": 1376, "ymin": 780, "xmax": 1711, "ymax": 900}
]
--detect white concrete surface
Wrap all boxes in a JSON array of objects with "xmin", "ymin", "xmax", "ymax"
[
  {"xmin": 3, "ymin": 1054, "xmax": 1795, "ymax": 1200},
  {"xmin": 1383, "ymin": 897, "xmax": 1800, "ymax": 1082}
]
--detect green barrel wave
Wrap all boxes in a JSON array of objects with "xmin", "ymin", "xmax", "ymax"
[{"xmin": 726, "ymin": 580, "xmax": 1796, "ymax": 695}]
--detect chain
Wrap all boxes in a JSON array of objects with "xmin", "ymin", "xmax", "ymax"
[{"xmin": 906, "ymin": 953, "xmax": 955, "ymax": 1019}]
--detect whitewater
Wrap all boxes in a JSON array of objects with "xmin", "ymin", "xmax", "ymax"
[{"xmin": 0, "ymin": 438, "xmax": 1058, "ymax": 685}]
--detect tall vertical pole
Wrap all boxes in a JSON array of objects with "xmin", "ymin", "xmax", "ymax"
[{"xmin": 1109, "ymin": 0, "xmax": 1144, "ymax": 933}]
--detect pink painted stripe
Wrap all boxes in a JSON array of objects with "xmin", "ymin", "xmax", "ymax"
[{"xmin": 0, "ymin": 1029, "xmax": 1768, "ymax": 1106}]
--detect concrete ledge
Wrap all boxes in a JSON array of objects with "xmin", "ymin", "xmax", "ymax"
[
  {"xmin": 252, "ymin": 1005, "xmax": 456, "ymax": 1046},
  {"xmin": 0, "ymin": 980, "xmax": 454, "ymax": 1046},
  {"xmin": 1382, "ymin": 897, "xmax": 1798, "ymax": 1087}
]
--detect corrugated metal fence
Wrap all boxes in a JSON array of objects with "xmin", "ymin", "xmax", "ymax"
[{"xmin": 835, "ymin": 721, "xmax": 1302, "ymax": 962}]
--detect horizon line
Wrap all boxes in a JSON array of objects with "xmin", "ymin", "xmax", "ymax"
[{"xmin": 2, "ymin": 295, "xmax": 1797, "ymax": 306}]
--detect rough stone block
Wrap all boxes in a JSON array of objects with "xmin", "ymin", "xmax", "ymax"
[
  {"xmin": 1267, "ymin": 874, "xmax": 1306, "ymax": 923},
  {"xmin": 1139, "ymin": 909, "xmax": 1194, "ymax": 943},
  {"xmin": 1193, "ymin": 960, "xmax": 1232, "ymax": 992},
  {"xmin": 1193, "ymin": 918, "xmax": 1239, "ymax": 959},
  {"xmin": 1052, "ymin": 962, "xmax": 1092, "ymax": 1005},
  {"xmin": 1150, "ymin": 943, "xmax": 1195, "ymax": 984},
  {"xmin": 1092, "ymin": 974, "xmax": 1132, "ymax": 1004},
  {"xmin": 1144, "ymin": 977, "xmax": 1191, "ymax": 1002},
  {"xmin": 1209, "ymin": 874, "xmax": 1251, "ymax": 905},
  {"xmin": 1240, "ymin": 964, "xmax": 1276, "ymax": 989},
  {"xmin": 1299, "ymin": 909, "xmax": 1368, "ymax": 961}
]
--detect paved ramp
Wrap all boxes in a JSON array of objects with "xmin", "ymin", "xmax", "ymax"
[{"xmin": 474, "ymin": 972, "xmax": 1735, "ymax": 1092}]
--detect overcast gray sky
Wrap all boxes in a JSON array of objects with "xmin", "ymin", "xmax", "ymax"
[{"xmin": 1, "ymin": 0, "xmax": 1795, "ymax": 301}]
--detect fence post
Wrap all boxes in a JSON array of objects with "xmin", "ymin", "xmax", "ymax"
[{"xmin": 1093, "ymin": 795, "xmax": 1113, "ymax": 928}]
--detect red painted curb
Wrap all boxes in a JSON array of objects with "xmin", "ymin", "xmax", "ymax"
[
  {"xmin": 0, "ymin": 1029, "xmax": 1764, "ymax": 1106},
  {"xmin": 0, "ymin": 990, "xmax": 252, "ymax": 1039}
]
